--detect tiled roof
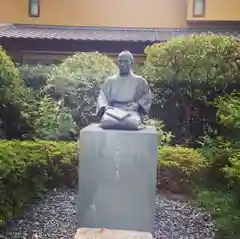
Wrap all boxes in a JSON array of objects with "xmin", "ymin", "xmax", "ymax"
[{"xmin": 0, "ymin": 24, "xmax": 240, "ymax": 42}]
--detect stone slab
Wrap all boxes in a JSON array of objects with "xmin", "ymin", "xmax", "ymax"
[
  {"xmin": 74, "ymin": 228, "xmax": 153, "ymax": 239},
  {"xmin": 77, "ymin": 124, "xmax": 158, "ymax": 233}
]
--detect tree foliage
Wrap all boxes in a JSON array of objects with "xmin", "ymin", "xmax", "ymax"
[
  {"xmin": 144, "ymin": 34, "xmax": 240, "ymax": 144},
  {"xmin": 145, "ymin": 34, "xmax": 239, "ymax": 100},
  {"xmin": 33, "ymin": 96, "xmax": 77, "ymax": 140},
  {"xmin": 45, "ymin": 52, "xmax": 117, "ymax": 127},
  {"xmin": 19, "ymin": 64, "xmax": 53, "ymax": 91},
  {"xmin": 216, "ymin": 92, "xmax": 240, "ymax": 130},
  {"xmin": 215, "ymin": 93, "xmax": 240, "ymax": 183},
  {"xmin": 0, "ymin": 47, "xmax": 36, "ymax": 139},
  {"xmin": 0, "ymin": 47, "xmax": 34, "ymax": 110}
]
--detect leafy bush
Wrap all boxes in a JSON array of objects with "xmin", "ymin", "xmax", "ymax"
[
  {"xmin": 145, "ymin": 33, "xmax": 239, "ymax": 101},
  {"xmin": 192, "ymin": 87, "xmax": 240, "ymax": 239},
  {"xmin": 143, "ymin": 34, "xmax": 240, "ymax": 143},
  {"xmin": 0, "ymin": 47, "xmax": 34, "ymax": 111},
  {"xmin": 0, "ymin": 140, "xmax": 77, "ymax": 226},
  {"xmin": 194, "ymin": 185, "xmax": 240, "ymax": 239},
  {"xmin": 45, "ymin": 52, "xmax": 117, "ymax": 127},
  {"xmin": 215, "ymin": 93, "xmax": 240, "ymax": 184},
  {"xmin": 34, "ymin": 96, "xmax": 77, "ymax": 140},
  {"xmin": 199, "ymin": 136, "xmax": 236, "ymax": 181},
  {"xmin": 146, "ymin": 119, "xmax": 174, "ymax": 145},
  {"xmin": 224, "ymin": 152, "xmax": 240, "ymax": 182},
  {"xmin": 216, "ymin": 92, "xmax": 240, "ymax": 132},
  {"xmin": 157, "ymin": 146, "xmax": 206, "ymax": 193},
  {"xmin": 199, "ymin": 92, "xmax": 240, "ymax": 182},
  {"xmin": 18, "ymin": 64, "xmax": 78, "ymax": 140},
  {"xmin": 19, "ymin": 64, "xmax": 53, "ymax": 91},
  {"xmin": 159, "ymin": 146, "xmax": 206, "ymax": 175},
  {"xmin": 0, "ymin": 47, "xmax": 37, "ymax": 139}
]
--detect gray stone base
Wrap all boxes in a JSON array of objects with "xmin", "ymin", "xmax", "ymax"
[{"xmin": 77, "ymin": 124, "xmax": 158, "ymax": 233}]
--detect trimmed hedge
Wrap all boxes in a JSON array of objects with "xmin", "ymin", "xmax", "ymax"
[
  {"xmin": 157, "ymin": 146, "xmax": 206, "ymax": 193},
  {"xmin": 0, "ymin": 140, "xmax": 77, "ymax": 226},
  {"xmin": 0, "ymin": 141, "xmax": 206, "ymax": 225}
]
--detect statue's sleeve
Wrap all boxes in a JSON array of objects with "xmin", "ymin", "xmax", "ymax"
[
  {"xmin": 96, "ymin": 79, "xmax": 111, "ymax": 118},
  {"xmin": 137, "ymin": 78, "xmax": 152, "ymax": 115}
]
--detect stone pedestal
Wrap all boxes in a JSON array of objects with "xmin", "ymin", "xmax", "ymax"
[{"xmin": 77, "ymin": 124, "xmax": 158, "ymax": 233}]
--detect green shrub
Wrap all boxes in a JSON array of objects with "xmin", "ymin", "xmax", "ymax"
[
  {"xmin": 158, "ymin": 146, "xmax": 206, "ymax": 193},
  {"xmin": 33, "ymin": 96, "xmax": 77, "ymax": 140},
  {"xmin": 0, "ymin": 47, "xmax": 34, "ymax": 115},
  {"xmin": 45, "ymin": 52, "xmax": 117, "ymax": 127},
  {"xmin": 199, "ymin": 93, "xmax": 240, "ymax": 184},
  {"xmin": 216, "ymin": 92, "xmax": 240, "ymax": 133},
  {"xmin": 144, "ymin": 34, "xmax": 239, "ymax": 100},
  {"xmin": 194, "ymin": 185, "xmax": 240, "ymax": 239},
  {"xmin": 199, "ymin": 135, "xmax": 234, "ymax": 164},
  {"xmin": 224, "ymin": 152, "xmax": 240, "ymax": 182},
  {"xmin": 159, "ymin": 146, "xmax": 206, "ymax": 175},
  {"xmin": 216, "ymin": 93, "xmax": 240, "ymax": 185},
  {"xmin": 0, "ymin": 47, "xmax": 39, "ymax": 139},
  {"xmin": 143, "ymin": 34, "xmax": 240, "ymax": 143},
  {"xmin": 0, "ymin": 47, "xmax": 24, "ymax": 103},
  {"xmin": 0, "ymin": 140, "xmax": 77, "ymax": 226},
  {"xmin": 146, "ymin": 119, "xmax": 174, "ymax": 145},
  {"xmin": 196, "ymin": 91, "xmax": 240, "ymax": 238},
  {"xmin": 18, "ymin": 64, "xmax": 78, "ymax": 139},
  {"xmin": 19, "ymin": 64, "xmax": 53, "ymax": 91},
  {"xmin": 199, "ymin": 136, "xmax": 238, "ymax": 181}
]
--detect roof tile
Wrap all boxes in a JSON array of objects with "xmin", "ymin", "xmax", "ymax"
[{"xmin": 0, "ymin": 24, "xmax": 239, "ymax": 42}]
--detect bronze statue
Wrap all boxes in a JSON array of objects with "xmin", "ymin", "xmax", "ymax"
[{"xmin": 96, "ymin": 50, "xmax": 152, "ymax": 130}]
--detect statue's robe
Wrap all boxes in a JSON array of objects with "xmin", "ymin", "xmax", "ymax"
[{"xmin": 96, "ymin": 72, "xmax": 152, "ymax": 130}]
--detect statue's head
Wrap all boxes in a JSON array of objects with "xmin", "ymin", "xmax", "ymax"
[{"xmin": 117, "ymin": 50, "xmax": 134, "ymax": 76}]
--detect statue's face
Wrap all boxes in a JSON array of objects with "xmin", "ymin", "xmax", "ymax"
[{"xmin": 117, "ymin": 53, "xmax": 132, "ymax": 76}]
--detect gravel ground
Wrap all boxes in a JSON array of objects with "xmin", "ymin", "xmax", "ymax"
[{"xmin": 1, "ymin": 187, "xmax": 216, "ymax": 239}]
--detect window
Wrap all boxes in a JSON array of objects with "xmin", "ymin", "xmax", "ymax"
[
  {"xmin": 193, "ymin": 0, "xmax": 205, "ymax": 17},
  {"xmin": 29, "ymin": 0, "xmax": 40, "ymax": 17}
]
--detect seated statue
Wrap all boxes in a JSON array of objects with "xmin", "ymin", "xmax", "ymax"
[{"xmin": 96, "ymin": 50, "xmax": 152, "ymax": 130}]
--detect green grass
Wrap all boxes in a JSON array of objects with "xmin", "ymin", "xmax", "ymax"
[{"xmin": 193, "ymin": 183, "xmax": 240, "ymax": 239}]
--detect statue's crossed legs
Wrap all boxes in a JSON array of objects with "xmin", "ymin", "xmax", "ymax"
[{"xmin": 100, "ymin": 107, "xmax": 144, "ymax": 130}]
